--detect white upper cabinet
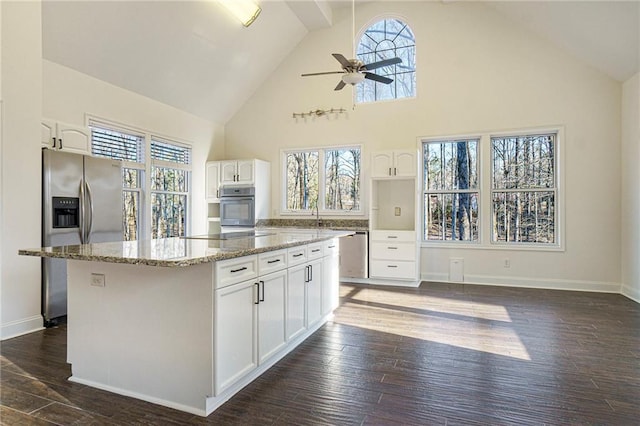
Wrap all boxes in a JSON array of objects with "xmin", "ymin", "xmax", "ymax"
[
  {"xmin": 371, "ymin": 150, "xmax": 417, "ymax": 178},
  {"xmin": 41, "ymin": 119, "xmax": 90, "ymax": 155},
  {"xmin": 220, "ymin": 160, "xmax": 255, "ymax": 185},
  {"xmin": 206, "ymin": 161, "xmax": 221, "ymax": 201}
]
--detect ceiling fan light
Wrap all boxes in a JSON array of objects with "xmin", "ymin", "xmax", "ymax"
[
  {"xmin": 342, "ymin": 72, "xmax": 365, "ymax": 85},
  {"xmin": 219, "ymin": 0, "xmax": 262, "ymax": 27}
]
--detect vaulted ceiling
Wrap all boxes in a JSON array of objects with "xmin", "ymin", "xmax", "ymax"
[{"xmin": 42, "ymin": 1, "xmax": 639, "ymax": 124}]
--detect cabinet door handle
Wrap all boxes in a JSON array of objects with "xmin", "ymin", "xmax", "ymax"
[
  {"xmin": 254, "ymin": 283, "xmax": 260, "ymax": 304},
  {"xmin": 387, "ymin": 236, "xmax": 398, "ymax": 239},
  {"xmin": 387, "ymin": 265, "xmax": 398, "ymax": 268},
  {"xmin": 52, "ymin": 137, "xmax": 57, "ymax": 149},
  {"xmin": 230, "ymin": 266, "xmax": 247, "ymax": 273},
  {"xmin": 388, "ymin": 247, "xmax": 398, "ymax": 250},
  {"xmin": 394, "ymin": 167, "xmax": 397, "ymax": 175},
  {"xmin": 259, "ymin": 280, "xmax": 265, "ymax": 302},
  {"xmin": 267, "ymin": 259, "xmax": 280, "ymax": 264},
  {"xmin": 328, "ymin": 245, "xmax": 335, "ymax": 249},
  {"xmin": 388, "ymin": 167, "xmax": 392, "ymax": 176},
  {"xmin": 311, "ymin": 249, "xmax": 320, "ymax": 253},
  {"xmin": 304, "ymin": 265, "xmax": 310, "ymax": 283},
  {"xmin": 216, "ymin": 189, "xmax": 219, "ymax": 198},
  {"xmin": 59, "ymin": 138, "xmax": 63, "ymax": 149},
  {"xmin": 293, "ymin": 253, "xmax": 303, "ymax": 258},
  {"xmin": 309, "ymin": 264, "xmax": 313, "ymax": 281}
]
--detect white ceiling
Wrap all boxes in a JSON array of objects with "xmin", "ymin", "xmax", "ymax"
[{"xmin": 42, "ymin": 1, "xmax": 639, "ymax": 124}]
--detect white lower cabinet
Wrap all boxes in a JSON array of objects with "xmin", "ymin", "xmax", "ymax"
[
  {"xmin": 286, "ymin": 264, "xmax": 307, "ymax": 341},
  {"xmin": 305, "ymin": 258, "xmax": 323, "ymax": 328},
  {"xmin": 214, "ymin": 279, "xmax": 257, "ymax": 395},
  {"xmin": 322, "ymin": 239, "xmax": 339, "ymax": 315},
  {"xmin": 257, "ymin": 270, "xmax": 287, "ymax": 364},
  {"xmin": 215, "ymin": 241, "xmax": 341, "ymax": 399}
]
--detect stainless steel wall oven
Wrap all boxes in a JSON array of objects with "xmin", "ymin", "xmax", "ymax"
[{"xmin": 219, "ymin": 185, "xmax": 255, "ymax": 227}]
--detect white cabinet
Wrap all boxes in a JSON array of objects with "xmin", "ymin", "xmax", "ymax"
[
  {"xmin": 322, "ymin": 239, "xmax": 339, "ymax": 315},
  {"xmin": 286, "ymin": 263, "xmax": 307, "ymax": 341},
  {"xmin": 305, "ymin": 257, "xmax": 323, "ymax": 328},
  {"xmin": 41, "ymin": 119, "xmax": 90, "ymax": 154},
  {"xmin": 206, "ymin": 162, "xmax": 221, "ymax": 201},
  {"xmin": 371, "ymin": 150, "xmax": 417, "ymax": 178},
  {"xmin": 214, "ymin": 278, "xmax": 257, "ymax": 395},
  {"xmin": 257, "ymin": 270, "xmax": 287, "ymax": 365},
  {"xmin": 369, "ymin": 230, "xmax": 418, "ymax": 281},
  {"xmin": 220, "ymin": 160, "xmax": 255, "ymax": 185}
]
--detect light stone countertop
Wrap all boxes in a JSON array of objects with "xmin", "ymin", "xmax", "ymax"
[{"xmin": 18, "ymin": 228, "xmax": 354, "ymax": 267}]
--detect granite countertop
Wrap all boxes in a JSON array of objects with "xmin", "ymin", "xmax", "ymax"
[{"xmin": 18, "ymin": 228, "xmax": 354, "ymax": 268}]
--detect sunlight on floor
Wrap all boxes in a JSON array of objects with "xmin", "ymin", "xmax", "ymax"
[{"xmin": 338, "ymin": 290, "xmax": 532, "ymax": 361}]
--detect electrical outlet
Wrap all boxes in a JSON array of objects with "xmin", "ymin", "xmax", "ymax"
[
  {"xmin": 503, "ymin": 258, "xmax": 510, "ymax": 268},
  {"xmin": 91, "ymin": 273, "xmax": 106, "ymax": 287},
  {"xmin": 394, "ymin": 207, "xmax": 401, "ymax": 216}
]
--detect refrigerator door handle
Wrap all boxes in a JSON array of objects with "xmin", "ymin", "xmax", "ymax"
[
  {"xmin": 85, "ymin": 180, "xmax": 94, "ymax": 243},
  {"xmin": 80, "ymin": 180, "xmax": 86, "ymax": 244}
]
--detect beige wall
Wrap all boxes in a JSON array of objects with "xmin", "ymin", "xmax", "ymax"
[
  {"xmin": 621, "ymin": 72, "xmax": 640, "ymax": 302},
  {"xmin": 225, "ymin": 1, "xmax": 623, "ymax": 291},
  {"xmin": 1, "ymin": 1, "xmax": 43, "ymax": 339}
]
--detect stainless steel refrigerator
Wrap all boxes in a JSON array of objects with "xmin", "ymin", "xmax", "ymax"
[{"xmin": 42, "ymin": 149, "xmax": 123, "ymax": 325}]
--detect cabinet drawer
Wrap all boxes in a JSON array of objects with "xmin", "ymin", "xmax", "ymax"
[
  {"xmin": 307, "ymin": 242, "xmax": 324, "ymax": 260},
  {"xmin": 370, "ymin": 230, "xmax": 416, "ymax": 243},
  {"xmin": 370, "ymin": 242, "xmax": 416, "ymax": 261},
  {"xmin": 215, "ymin": 255, "xmax": 258, "ymax": 289},
  {"xmin": 323, "ymin": 238, "xmax": 339, "ymax": 256},
  {"xmin": 287, "ymin": 246, "xmax": 307, "ymax": 266},
  {"xmin": 370, "ymin": 260, "xmax": 417, "ymax": 280},
  {"xmin": 258, "ymin": 249, "xmax": 287, "ymax": 275}
]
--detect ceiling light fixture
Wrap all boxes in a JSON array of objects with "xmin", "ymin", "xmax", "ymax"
[
  {"xmin": 219, "ymin": 0, "xmax": 261, "ymax": 27},
  {"xmin": 341, "ymin": 72, "xmax": 365, "ymax": 86}
]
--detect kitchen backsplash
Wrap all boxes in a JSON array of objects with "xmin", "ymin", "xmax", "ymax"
[{"xmin": 256, "ymin": 218, "xmax": 368, "ymax": 231}]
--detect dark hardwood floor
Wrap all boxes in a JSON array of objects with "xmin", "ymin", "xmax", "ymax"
[{"xmin": 1, "ymin": 282, "xmax": 639, "ymax": 425}]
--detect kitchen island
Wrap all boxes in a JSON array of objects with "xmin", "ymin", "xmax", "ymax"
[{"xmin": 19, "ymin": 228, "xmax": 352, "ymax": 416}]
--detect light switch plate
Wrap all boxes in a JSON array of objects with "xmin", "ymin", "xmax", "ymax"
[{"xmin": 394, "ymin": 207, "xmax": 401, "ymax": 216}]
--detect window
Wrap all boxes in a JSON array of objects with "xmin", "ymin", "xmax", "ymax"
[
  {"xmin": 356, "ymin": 18, "xmax": 416, "ymax": 103},
  {"xmin": 150, "ymin": 139, "xmax": 191, "ymax": 239},
  {"xmin": 283, "ymin": 147, "xmax": 361, "ymax": 213},
  {"xmin": 491, "ymin": 133, "xmax": 556, "ymax": 244},
  {"xmin": 91, "ymin": 125, "xmax": 144, "ymax": 241},
  {"xmin": 90, "ymin": 120, "xmax": 192, "ymax": 241},
  {"xmin": 423, "ymin": 139, "xmax": 479, "ymax": 241}
]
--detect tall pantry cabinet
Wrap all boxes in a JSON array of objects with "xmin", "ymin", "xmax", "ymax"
[{"xmin": 369, "ymin": 150, "xmax": 421, "ymax": 285}]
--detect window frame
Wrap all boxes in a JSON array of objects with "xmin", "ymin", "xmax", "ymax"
[
  {"xmin": 489, "ymin": 130, "xmax": 561, "ymax": 249},
  {"xmin": 420, "ymin": 127, "xmax": 564, "ymax": 252},
  {"xmin": 280, "ymin": 144, "xmax": 364, "ymax": 216},
  {"xmin": 355, "ymin": 16, "xmax": 417, "ymax": 104},
  {"xmin": 87, "ymin": 116, "xmax": 193, "ymax": 241},
  {"xmin": 422, "ymin": 137, "xmax": 481, "ymax": 244}
]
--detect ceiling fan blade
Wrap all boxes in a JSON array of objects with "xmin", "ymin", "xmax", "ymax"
[
  {"xmin": 332, "ymin": 53, "xmax": 352, "ymax": 69},
  {"xmin": 362, "ymin": 57, "xmax": 402, "ymax": 71},
  {"xmin": 334, "ymin": 80, "xmax": 346, "ymax": 91},
  {"xmin": 301, "ymin": 71, "xmax": 345, "ymax": 77},
  {"xmin": 364, "ymin": 72, "xmax": 393, "ymax": 84}
]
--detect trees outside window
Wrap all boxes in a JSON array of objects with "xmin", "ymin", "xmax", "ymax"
[
  {"xmin": 491, "ymin": 134, "xmax": 556, "ymax": 244},
  {"xmin": 284, "ymin": 147, "xmax": 361, "ymax": 213},
  {"xmin": 423, "ymin": 139, "xmax": 479, "ymax": 241}
]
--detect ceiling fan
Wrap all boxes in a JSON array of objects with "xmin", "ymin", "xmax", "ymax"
[
  {"xmin": 300, "ymin": 0, "xmax": 402, "ymax": 91},
  {"xmin": 302, "ymin": 54, "xmax": 402, "ymax": 91}
]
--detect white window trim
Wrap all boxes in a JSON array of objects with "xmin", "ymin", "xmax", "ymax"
[
  {"xmin": 86, "ymin": 114, "xmax": 193, "ymax": 240},
  {"xmin": 280, "ymin": 144, "xmax": 365, "ymax": 217},
  {"xmin": 419, "ymin": 126, "xmax": 565, "ymax": 252}
]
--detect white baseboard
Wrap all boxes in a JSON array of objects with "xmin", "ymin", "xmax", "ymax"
[
  {"xmin": 340, "ymin": 277, "xmax": 421, "ymax": 288},
  {"xmin": 621, "ymin": 283, "xmax": 640, "ymax": 303},
  {"xmin": 421, "ymin": 272, "xmax": 622, "ymax": 294},
  {"xmin": 1, "ymin": 315, "xmax": 44, "ymax": 341}
]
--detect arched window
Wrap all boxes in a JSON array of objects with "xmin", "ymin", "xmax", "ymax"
[{"xmin": 356, "ymin": 18, "xmax": 416, "ymax": 103}]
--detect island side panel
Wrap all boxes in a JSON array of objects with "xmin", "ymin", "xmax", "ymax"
[{"xmin": 67, "ymin": 260, "xmax": 214, "ymax": 415}]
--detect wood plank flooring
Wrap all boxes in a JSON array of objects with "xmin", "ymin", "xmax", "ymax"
[{"xmin": 1, "ymin": 282, "xmax": 639, "ymax": 425}]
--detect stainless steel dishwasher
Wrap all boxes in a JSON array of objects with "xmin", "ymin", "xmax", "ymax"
[{"xmin": 339, "ymin": 231, "xmax": 368, "ymax": 279}]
